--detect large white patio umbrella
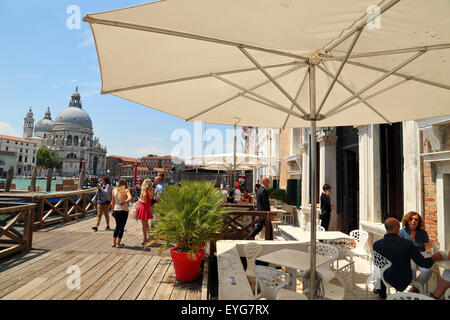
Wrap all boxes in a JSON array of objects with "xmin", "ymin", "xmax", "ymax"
[
  {"xmin": 189, "ymin": 153, "xmax": 279, "ymax": 183},
  {"xmin": 84, "ymin": 0, "xmax": 450, "ymax": 299}
]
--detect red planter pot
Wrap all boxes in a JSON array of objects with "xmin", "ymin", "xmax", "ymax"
[{"xmin": 171, "ymin": 247, "xmax": 205, "ymax": 282}]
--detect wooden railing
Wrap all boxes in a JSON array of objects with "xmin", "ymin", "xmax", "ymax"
[
  {"xmin": 220, "ymin": 203, "xmax": 277, "ymax": 240},
  {"xmin": 0, "ymin": 188, "xmax": 98, "ymax": 228},
  {"xmin": 0, "ymin": 202, "xmax": 36, "ymax": 259}
]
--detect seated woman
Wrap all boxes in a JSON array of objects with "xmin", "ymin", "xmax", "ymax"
[
  {"xmin": 242, "ymin": 189, "xmax": 252, "ymax": 204},
  {"xmin": 399, "ymin": 211, "xmax": 434, "ymax": 293},
  {"xmin": 226, "ymin": 190, "xmax": 235, "ymax": 204}
]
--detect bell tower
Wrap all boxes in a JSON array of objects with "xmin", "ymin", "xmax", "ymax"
[{"xmin": 23, "ymin": 107, "xmax": 34, "ymax": 138}]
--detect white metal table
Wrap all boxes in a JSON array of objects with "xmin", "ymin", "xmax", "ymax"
[{"xmin": 256, "ymin": 248, "xmax": 331, "ymax": 291}]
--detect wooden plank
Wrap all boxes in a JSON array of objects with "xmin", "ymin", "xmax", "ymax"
[
  {"xmin": 75, "ymin": 255, "xmax": 129, "ymax": 300},
  {"xmin": 18, "ymin": 252, "xmax": 97, "ymax": 300},
  {"xmin": 32, "ymin": 253, "xmax": 108, "ymax": 300},
  {"xmin": 2, "ymin": 277, "xmax": 48, "ymax": 300},
  {"xmin": 0, "ymin": 250, "xmax": 58, "ymax": 277},
  {"xmin": 106, "ymin": 255, "xmax": 151, "ymax": 300},
  {"xmin": 170, "ymin": 280, "xmax": 189, "ymax": 300},
  {"xmin": 153, "ymin": 261, "xmax": 176, "ymax": 300},
  {"xmin": 49, "ymin": 253, "xmax": 114, "ymax": 300},
  {"xmin": 185, "ymin": 280, "xmax": 202, "ymax": 300},
  {"xmin": 137, "ymin": 257, "xmax": 172, "ymax": 300},
  {"xmin": 0, "ymin": 250, "xmax": 66, "ymax": 283},
  {"xmin": 89, "ymin": 254, "xmax": 143, "ymax": 300},
  {"xmin": 0, "ymin": 252, "xmax": 70, "ymax": 297},
  {"xmin": 120, "ymin": 255, "xmax": 161, "ymax": 300}
]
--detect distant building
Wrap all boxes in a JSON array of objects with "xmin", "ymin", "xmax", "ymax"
[
  {"xmin": 0, "ymin": 135, "xmax": 38, "ymax": 176},
  {"xmin": 0, "ymin": 151, "xmax": 18, "ymax": 178},
  {"xmin": 106, "ymin": 155, "xmax": 140, "ymax": 178},
  {"xmin": 22, "ymin": 88, "xmax": 107, "ymax": 177}
]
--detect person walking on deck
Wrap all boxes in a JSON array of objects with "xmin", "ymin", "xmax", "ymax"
[
  {"xmin": 111, "ymin": 179, "xmax": 132, "ymax": 248},
  {"xmin": 249, "ymin": 177, "xmax": 273, "ymax": 240},
  {"xmin": 136, "ymin": 179, "xmax": 154, "ymax": 246},
  {"xmin": 92, "ymin": 176, "xmax": 112, "ymax": 232}
]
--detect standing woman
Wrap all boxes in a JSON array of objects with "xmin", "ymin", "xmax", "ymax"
[
  {"xmin": 92, "ymin": 176, "xmax": 112, "ymax": 231},
  {"xmin": 399, "ymin": 211, "xmax": 433, "ymax": 293},
  {"xmin": 111, "ymin": 179, "xmax": 132, "ymax": 248},
  {"xmin": 136, "ymin": 179, "xmax": 154, "ymax": 245}
]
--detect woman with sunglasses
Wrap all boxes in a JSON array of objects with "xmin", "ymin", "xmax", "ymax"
[{"xmin": 399, "ymin": 211, "xmax": 433, "ymax": 293}]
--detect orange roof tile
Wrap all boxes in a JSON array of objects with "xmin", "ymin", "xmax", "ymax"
[{"xmin": 0, "ymin": 135, "xmax": 36, "ymax": 144}]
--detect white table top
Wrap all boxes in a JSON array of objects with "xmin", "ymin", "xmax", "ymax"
[
  {"xmin": 256, "ymin": 248, "xmax": 331, "ymax": 271},
  {"xmin": 279, "ymin": 225, "xmax": 353, "ymax": 242}
]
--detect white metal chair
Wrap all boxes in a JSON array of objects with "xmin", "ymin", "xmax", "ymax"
[
  {"xmin": 244, "ymin": 242, "xmax": 261, "ymax": 294},
  {"xmin": 445, "ymin": 288, "xmax": 450, "ymax": 300},
  {"xmin": 253, "ymin": 265, "xmax": 307, "ymax": 300},
  {"xmin": 365, "ymin": 250, "xmax": 393, "ymax": 298},
  {"xmin": 347, "ymin": 230, "xmax": 371, "ymax": 273},
  {"xmin": 323, "ymin": 238, "xmax": 355, "ymax": 271},
  {"xmin": 306, "ymin": 242, "xmax": 340, "ymax": 283},
  {"xmin": 281, "ymin": 205, "xmax": 295, "ymax": 225},
  {"xmin": 386, "ymin": 292, "xmax": 435, "ymax": 300},
  {"xmin": 322, "ymin": 261, "xmax": 355, "ymax": 300}
]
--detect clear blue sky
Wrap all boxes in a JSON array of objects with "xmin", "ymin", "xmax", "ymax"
[{"xmin": 0, "ymin": 0, "xmax": 244, "ymax": 159}]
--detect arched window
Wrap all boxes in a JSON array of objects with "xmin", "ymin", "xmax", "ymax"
[
  {"xmin": 67, "ymin": 135, "xmax": 72, "ymax": 146},
  {"xmin": 74, "ymin": 136, "xmax": 79, "ymax": 146},
  {"xmin": 19, "ymin": 155, "xmax": 23, "ymax": 162},
  {"xmin": 67, "ymin": 153, "xmax": 77, "ymax": 159},
  {"xmin": 81, "ymin": 137, "xmax": 86, "ymax": 146}
]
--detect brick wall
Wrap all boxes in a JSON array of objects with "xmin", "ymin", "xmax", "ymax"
[{"xmin": 422, "ymin": 137, "xmax": 438, "ymax": 242}]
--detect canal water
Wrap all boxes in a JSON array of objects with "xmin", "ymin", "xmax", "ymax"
[{"xmin": 0, "ymin": 178, "xmax": 79, "ymax": 192}]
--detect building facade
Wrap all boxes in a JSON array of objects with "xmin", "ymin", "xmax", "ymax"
[
  {"xmin": 23, "ymin": 88, "xmax": 107, "ymax": 177},
  {"xmin": 0, "ymin": 135, "xmax": 38, "ymax": 176}
]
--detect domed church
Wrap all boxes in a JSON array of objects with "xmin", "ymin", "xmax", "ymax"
[{"xmin": 24, "ymin": 87, "xmax": 107, "ymax": 177}]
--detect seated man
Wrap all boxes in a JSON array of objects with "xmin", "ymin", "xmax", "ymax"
[{"xmin": 373, "ymin": 217, "xmax": 443, "ymax": 299}]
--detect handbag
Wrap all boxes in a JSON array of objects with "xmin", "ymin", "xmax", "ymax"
[{"xmin": 130, "ymin": 202, "xmax": 139, "ymax": 221}]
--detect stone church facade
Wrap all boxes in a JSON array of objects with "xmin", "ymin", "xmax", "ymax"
[{"xmin": 23, "ymin": 88, "xmax": 107, "ymax": 177}]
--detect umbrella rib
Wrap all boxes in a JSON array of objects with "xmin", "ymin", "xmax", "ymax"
[
  {"xmin": 316, "ymin": 64, "xmax": 392, "ymax": 124},
  {"xmin": 83, "ymin": 16, "xmax": 309, "ymax": 62},
  {"xmin": 345, "ymin": 60, "xmax": 450, "ymax": 91},
  {"xmin": 239, "ymin": 47, "xmax": 309, "ymax": 117},
  {"xmin": 282, "ymin": 67, "xmax": 310, "ymax": 129},
  {"xmin": 316, "ymin": 28, "xmax": 363, "ymax": 115},
  {"xmin": 326, "ymin": 78, "xmax": 409, "ymax": 119},
  {"xmin": 320, "ymin": 43, "xmax": 450, "ymax": 61},
  {"xmin": 102, "ymin": 61, "xmax": 304, "ymax": 94},
  {"xmin": 324, "ymin": 0, "xmax": 401, "ymax": 53},
  {"xmin": 211, "ymin": 73, "xmax": 305, "ymax": 121},
  {"xmin": 323, "ymin": 50, "xmax": 426, "ymax": 118},
  {"xmin": 185, "ymin": 64, "xmax": 304, "ymax": 122}
]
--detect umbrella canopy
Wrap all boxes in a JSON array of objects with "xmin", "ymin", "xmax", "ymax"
[
  {"xmin": 85, "ymin": 0, "xmax": 450, "ymax": 129},
  {"xmin": 84, "ymin": 0, "xmax": 450, "ymax": 299},
  {"xmin": 189, "ymin": 153, "xmax": 279, "ymax": 171}
]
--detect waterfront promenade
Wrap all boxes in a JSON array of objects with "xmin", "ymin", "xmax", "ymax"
[{"xmin": 0, "ymin": 214, "xmax": 203, "ymax": 300}]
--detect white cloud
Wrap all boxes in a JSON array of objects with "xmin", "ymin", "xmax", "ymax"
[{"xmin": 0, "ymin": 122, "xmax": 18, "ymax": 137}]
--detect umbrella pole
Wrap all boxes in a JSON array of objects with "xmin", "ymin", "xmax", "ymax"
[{"xmin": 308, "ymin": 63, "xmax": 318, "ymax": 300}]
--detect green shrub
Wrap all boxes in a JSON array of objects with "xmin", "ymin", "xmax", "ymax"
[{"xmin": 151, "ymin": 180, "xmax": 229, "ymax": 256}]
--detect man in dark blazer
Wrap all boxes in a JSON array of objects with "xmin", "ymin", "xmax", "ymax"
[
  {"xmin": 373, "ymin": 217, "xmax": 443, "ymax": 299},
  {"xmin": 249, "ymin": 176, "xmax": 273, "ymax": 240}
]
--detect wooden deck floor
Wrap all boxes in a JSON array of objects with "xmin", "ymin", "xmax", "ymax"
[{"xmin": 0, "ymin": 214, "xmax": 203, "ymax": 300}]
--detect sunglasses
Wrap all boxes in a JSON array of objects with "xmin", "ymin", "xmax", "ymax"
[{"xmin": 409, "ymin": 217, "xmax": 419, "ymax": 221}]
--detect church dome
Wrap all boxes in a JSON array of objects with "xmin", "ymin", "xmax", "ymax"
[
  {"xmin": 35, "ymin": 107, "xmax": 54, "ymax": 132},
  {"xmin": 54, "ymin": 87, "xmax": 93, "ymax": 129}
]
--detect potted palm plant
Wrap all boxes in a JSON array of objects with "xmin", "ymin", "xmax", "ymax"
[{"xmin": 150, "ymin": 180, "xmax": 229, "ymax": 282}]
